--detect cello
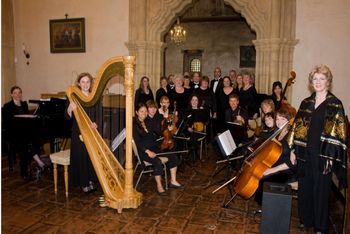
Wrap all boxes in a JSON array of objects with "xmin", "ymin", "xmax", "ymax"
[{"xmin": 233, "ymin": 120, "xmax": 290, "ymax": 199}]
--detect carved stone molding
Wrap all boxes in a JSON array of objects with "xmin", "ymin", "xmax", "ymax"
[{"xmin": 128, "ymin": 0, "xmax": 298, "ymax": 95}]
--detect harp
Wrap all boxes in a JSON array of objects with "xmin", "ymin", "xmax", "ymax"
[{"xmin": 66, "ymin": 56, "xmax": 142, "ymax": 213}]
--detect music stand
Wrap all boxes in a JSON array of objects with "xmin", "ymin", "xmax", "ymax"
[{"xmin": 204, "ymin": 130, "xmax": 246, "ymax": 191}]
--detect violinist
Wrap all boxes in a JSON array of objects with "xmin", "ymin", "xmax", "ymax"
[
  {"xmin": 133, "ymin": 103, "xmax": 183, "ymax": 196},
  {"xmin": 224, "ymin": 94, "xmax": 249, "ymax": 144},
  {"xmin": 254, "ymin": 108, "xmax": 296, "ymax": 205},
  {"xmin": 158, "ymin": 95, "xmax": 171, "ymax": 119}
]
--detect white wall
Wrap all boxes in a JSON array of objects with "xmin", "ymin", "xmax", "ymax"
[
  {"xmin": 293, "ymin": 0, "xmax": 350, "ymax": 115},
  {"xmin": 12, "ymin": 0, "xmax": 129, "ymax": 100}
]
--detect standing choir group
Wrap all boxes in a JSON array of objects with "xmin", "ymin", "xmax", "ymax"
[{"xmin": 2, "ymin": 64, "xmax": 347, "ymax": 234}]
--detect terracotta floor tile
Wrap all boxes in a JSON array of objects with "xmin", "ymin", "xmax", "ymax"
[{"xmin": 1, "ymin": 147, "xmax": 345, "ymax": 234}]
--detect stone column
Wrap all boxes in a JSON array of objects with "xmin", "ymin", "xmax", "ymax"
[
  {"xmin": 126, "ymin": 41, "xmax": 164, "ymax": 90},
  {"xmin": 254, "ymin": 38, "xmax": 298, "ymax": 98}
]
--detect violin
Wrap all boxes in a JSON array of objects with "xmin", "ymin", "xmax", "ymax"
[
  {"xmin": 161, "ymin": 102, "xmax": 178, "ymax": 150},
  {"xmin": 279, "ymin": 71, "xmax": 297, "ymax": 117}
]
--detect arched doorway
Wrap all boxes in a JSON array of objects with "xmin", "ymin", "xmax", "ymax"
[{"xmin": 127, "ymin": 0, "xmax": 298, "ymax": 98}]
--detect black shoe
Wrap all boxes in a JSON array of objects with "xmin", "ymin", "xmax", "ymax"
[
  {"xmin": 169, "ymin": 183, "xmax": 184, "ymax": 189},
  {"xmin": 157, "ymin": 191, "xmax": 167, "ymax": 196}
]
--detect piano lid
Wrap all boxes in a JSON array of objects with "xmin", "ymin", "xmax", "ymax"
[{"xmin": 29, "ymin": 98, "xmax": 67, "ymax": 116}]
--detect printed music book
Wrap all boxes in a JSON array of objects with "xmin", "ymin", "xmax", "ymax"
[{"xmin": 216, "ymin": 130, "xmax": 237, "ymax": 156}]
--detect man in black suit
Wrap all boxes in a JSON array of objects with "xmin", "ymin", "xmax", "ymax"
[
  {"xmin": 209, "ymin": 67, "xmax": 223, "ymax": 137},
  {"xmin": 210, "ymin": 67, "xmax": 223, "ymax": 94}
]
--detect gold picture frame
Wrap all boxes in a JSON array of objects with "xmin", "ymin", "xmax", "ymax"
[{"xmin": 49, "ymin": 18, "xmax": 85, "ymax": 53}]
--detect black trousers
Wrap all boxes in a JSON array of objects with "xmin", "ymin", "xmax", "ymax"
[
  {"xmin": 142, "ymin": 153, "xmax": 179, "ymax": 176},
  {"xmin": 298, "ymin": 150, "xmax": 332, "ymax": 234}
]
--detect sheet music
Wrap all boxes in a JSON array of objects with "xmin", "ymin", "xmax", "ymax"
[{"xmin": 217, "ymin": 130, "xmax": 237, "ymax": 156}]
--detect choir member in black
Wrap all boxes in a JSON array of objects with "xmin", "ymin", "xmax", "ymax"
[
  {"xmin": 183, "ymin": 75, "xmax": 192, "ymax": 91},
  {"xmin": 155, "ymin": 76, "xmax": 168, "ymax": 107},
  {"xmin": 133, "ymin": 103, "xmax": 183, "ymax": 196},
  {"xmin": 195, "ymin": 75, "xmax": 217, "ymax": 138},
  {"xmin": 271, "ymin": 81, "xmax": 286, "ymax": 110},
  {"xmin": 66, "ymin": 73, "xmax": 100, "ymax": 193},
  {"xmin": 254, "ymin": 108, "xmax": 296, "ymax": 205},
  {"xmin": 168, "ymin": 74, "xmax": 191, "ymax": 121},
  {"xmin": 194, "ymin": 76, "xmax": 217, "ymax": 118},
  {"xmin": 134, "ymin": 76, "xmax": 154, "ymax": 109},
  {"xmin": 210, "ymin": 67, "xmax": 223, "ymax": 94},
  {"xmin": 2, "ymin": 86, "xmax": 46, "ymax": 178},
  {"xmin": 229, "ymin": 69, "xmax": 238, "ymax": 89},
  {"xmin": 167, "ymin": 74, "xmax": 175, "ymax": 91},
  {"xmin": 236, "ymin": 73, "xmax": 244, "ymax": 93},
  {"xmin": 216, "ymin": 76, "xmax": 236, "ymax": 133},
  {"xmin": 184, "ymin": 94, "xmax": 210, "ymax": 160},
  {"xmin": 224, "ymin": 94, "xmax": 249, "ymax": 144},
  {"xmin": 288, "ymin": 64, "xmax": 347, "ymax": 234},
  {"xmin": 190, "ymin": 72, "xmax": 201, "ymax": 90},
  {"xmin": 239, "ymin": 71, "xmax": 259, "ymax": 118}
]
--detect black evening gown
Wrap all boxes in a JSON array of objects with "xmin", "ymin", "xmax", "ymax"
[{"xmin": 67, "ymin": 101, "xmax": 102, "ymax": 188}]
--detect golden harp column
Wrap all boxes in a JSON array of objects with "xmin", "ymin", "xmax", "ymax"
[{"xmin": 123, "ymin": 56, "xmax": 136, "ymax": 196}]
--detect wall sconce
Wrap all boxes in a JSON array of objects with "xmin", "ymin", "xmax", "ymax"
[{"xmin": 22, "ymin": 43, "xmax": 30, "ymax": 65}]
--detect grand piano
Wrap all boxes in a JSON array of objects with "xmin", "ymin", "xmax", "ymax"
[{"xmin": 13, "ymin": 98, "xmax": 72, "ymax": 153}]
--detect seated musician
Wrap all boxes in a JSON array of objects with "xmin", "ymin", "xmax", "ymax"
[
  {"xmin": 2, "ymin": 86, "xmax": 46, "ymax": 178},
  {"xmin": 133, "ymin": 103, "xmax": 183, "ymax": 196},
  {"xmin": 145, "ymin": 100, "xmax": 163, "ymax": 139},
  {"xmin": 259, "ymin": 112, "xmax": 276, "ymax": 139},
  {"xmin": 158, "ymin": 95, "xmax": 175, "ymax": 120},
  {"xmin": 184, "ymin": 94, "xmax": 210, "ymax": 160},
  {"xmin": 248, "ymin": 112, "xmax": 276, "ymax": 153},
  {"xmin": 224, "ymin": 94, "xmax": 249, "ymax": 144},
  {"xmin": 254, "ymin": 108, "xmax": 296, "ymax": 205}
]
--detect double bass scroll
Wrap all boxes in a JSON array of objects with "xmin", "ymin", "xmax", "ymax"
[{"xmin": 279, "ymin": 71, "xmax": 297, "ymax": 117}]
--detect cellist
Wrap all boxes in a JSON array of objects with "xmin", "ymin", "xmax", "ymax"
[{"xmin": 254, "ymin": 108, "xmax": 297, "ymax": 205}]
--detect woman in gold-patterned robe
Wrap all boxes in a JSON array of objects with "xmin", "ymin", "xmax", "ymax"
[{"xmin": 288, "ymin": 64, "xmax": 347, "ymax": 234}]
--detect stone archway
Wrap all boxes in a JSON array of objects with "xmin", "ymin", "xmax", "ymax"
[{"xmin": 127, "ymin": 0, "xmax": 298, "ymax": 98}]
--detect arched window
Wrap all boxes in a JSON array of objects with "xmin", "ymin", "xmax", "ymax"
[{"xmin": 190, "ymin": 58, "xmax": 201, "ymax": 73}]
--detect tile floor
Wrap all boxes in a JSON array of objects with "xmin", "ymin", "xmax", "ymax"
[{"xmin": 1, "ymin": 146, "xmax": 344, "ymax": 233}]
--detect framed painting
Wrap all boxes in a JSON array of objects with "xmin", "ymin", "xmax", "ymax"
[
  {"xmin": 240, "ymin": 45, "xmax": 256, "ymax": 68},
  {"xmin": 49, "ymin": 18, "xmax": 85, "ymax": 53}
]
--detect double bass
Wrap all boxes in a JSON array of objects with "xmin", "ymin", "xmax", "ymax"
[
  {"xmin": 278, "ymin": 71, "xmax": 297, "ymax": 117},
  {"xmin": 233, "ymin": 121, "xmax": 289, "ymax": 199}
]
